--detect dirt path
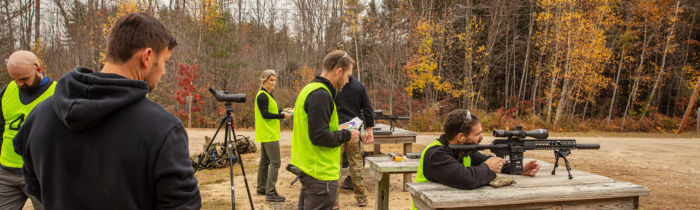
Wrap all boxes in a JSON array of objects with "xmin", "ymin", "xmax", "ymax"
[{"xmin": 188, "ymin": 128, "xmax": 700, "ymax": 209}]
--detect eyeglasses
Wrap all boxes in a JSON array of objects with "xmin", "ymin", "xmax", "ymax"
[
  {"xmin": 462, "ymin": 110, "xmax": 473, "ymax": 137},
  {"xmin": 331, "ymin": 52, "xmax": 348, "ymax": 70},
  {"xmin": 465, "ymin": 110, "xmax": 472, "ymax": 124}
]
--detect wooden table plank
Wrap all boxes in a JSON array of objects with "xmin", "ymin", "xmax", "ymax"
[
  {"xmin": 412, "ymin": 182, "xmax": 649, "ymax": 208},
  {"xmin": 367, "ymin": 156, "xmax": 419, "ymax": 173},
  {"xmin": 370, "ymin": 123, "xmax": 417, "ymax": 136},
  {"xmin": 406, "ymin": 159, "xmax": 650, "ymax": 210}
]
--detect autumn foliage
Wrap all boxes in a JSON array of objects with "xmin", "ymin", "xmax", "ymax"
[
  {"xmin": 1, "ymin": 0, "xmax": 697, "ymax": 134},
  {"xmin": 175, "ymin": 63, "xmax": 204, "ymax": 125}
]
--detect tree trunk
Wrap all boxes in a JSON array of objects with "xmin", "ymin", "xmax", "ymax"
[
  {"xmin": 621, "ymin": 24, "xmax": 650, "ymax": 131},
  {"xmin": 389, "ymin": 56, "xmax": 394, "ymax": 114},
  {"xmin": 3, "ymin": 0, "xmax": 14, "ymax": 52},
  {"xmin": 519, "ymin": 10, "xmax": 534, "ymax": 107},
  {"xmin": 546, "ymin": 5, "xmax": 561, "ymax": 123},
  {"xmin": 554, "ymin": 2, "xmax": 575, "ymax": 126},
  {"xmin": 533, "ymin": 6, "xmax": 550, "ymax": 116},
  {"xmin": 511, "ymin": 18, "xmax": 517, "ymax": 110},
  {"xmin": 505, "ymin": 26, "xmax": 510, "ymax": 109},
  {"xmin": 678, "ymin": 76, "xmax": 700, "ymax": 133},
  {"xmin": 640, "ymin": 0, "xmax": 680, "ymax": 119},
  {"xmin": 607, "ymin": 48, "xmax": 625, "ymax": 126},
  {"xmin": 582, "ymin": 94, "xmax": 590, "ymax": 122},
  {"xmin": 34, "ymin": 0, "xmax": 40, "ymax": 44},
  {"xmin": 355, "ymin": 36, "xmax": 361, "ymax": 82},
  {"xmin": 463, "ymin": 1, "xmax": 474, "ymax": 109}
]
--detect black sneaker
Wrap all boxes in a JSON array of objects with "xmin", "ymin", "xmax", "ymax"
[
  {"xmin": 256, "ymin": 189, "xmax": 265, "ymax": 195},
  {"xmin": 341, "ymin": 176, "xmax": 354, "ymax": 190},
  {"xmin": 266, "ymin": 191, "xmax": 286, "ymax": 202}
]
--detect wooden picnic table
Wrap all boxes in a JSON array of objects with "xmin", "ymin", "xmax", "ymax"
[
  {"xmin": 366, "ymin": 156, "xmax": 419, "ymax": 210},
  {"xmin": 407, "ymin": 159, "xmax": 650, "ymax": 210}
]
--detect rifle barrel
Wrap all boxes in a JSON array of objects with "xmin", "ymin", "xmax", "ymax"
[
  {"xmin": 525, "ymin": 140, "xmax": 600, "ymax": 150},
  {"xmin": 575, "ymin": 143, "xmax": 600, "ymax": 149},
  {"xmin": 375, "ymin": 116, "xmax": 410, "ymax": 120}
]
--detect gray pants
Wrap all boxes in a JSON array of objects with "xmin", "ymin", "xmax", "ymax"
[
  {"xmin": 298, "ymin": 173, "xmax": 337, "ymax": 210},
  {"xmin": 0, "ymin": 168, "xmax": 43, "ymax": 210},
  {"xmin": 256, "ymin": 141, "xmax": 281, "ymax": 194}
]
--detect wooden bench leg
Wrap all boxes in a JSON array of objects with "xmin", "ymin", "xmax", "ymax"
[
  {"xmin": 403, "ymin": 173, "xmax": 411, "ymax": 192},
  {"xmin": 403, "ymin": 143, "xmax": 412, "ymax": 191},
  {"xmin": 410, "ymin": 193, "xmax": 432, "ymax": 210},
  {"xmin": 375, "ymin": 172, "xmax": 390, "ymax": 210},
  {"xmin": 403, "ymin": 143, "xmax": 412, "ymax": 155},
  {"xmin": 374, "ymin": 144, "xmax": 381, "ymax": 155}
]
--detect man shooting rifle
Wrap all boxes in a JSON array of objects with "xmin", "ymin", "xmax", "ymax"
[{"xmin": 411, "ymin": 109, "xmax": 540, "ymax": 210}]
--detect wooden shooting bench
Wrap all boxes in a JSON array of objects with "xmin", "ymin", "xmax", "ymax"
[
  {"xmin": 363, "ymin": 123, "xmax": 417, "ymax": 192},
  {"xmin": 365, "ymin": 123, "xmax": 417, "ymax": 155},
  {"xmin": 366, "ymin": 156, "xmax": 419, "ymax": 210},
  {"xmin": 407, "ymin": 159, "xmax": 650, "ymax": 210}
]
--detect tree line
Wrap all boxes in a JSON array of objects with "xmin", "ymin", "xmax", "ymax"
[{"xmin": 1, "ymin": 0, "xmax": 698, "ymax": 133}]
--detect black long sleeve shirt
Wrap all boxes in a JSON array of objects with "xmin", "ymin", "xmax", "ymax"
[
  {"xmin": 304, "ymin": 76, "xmax": 351, "ymax": 148},
  {"xmin": 256, "ymin": 88, "xmax": 284, "ymax": 119},
  {"xmin": 422, "ymin": 134, "xmax": 497, "ymax": 190},
  {"xmin": 336, "ymin": 76, "xmax": 374, "ymax": 127}
]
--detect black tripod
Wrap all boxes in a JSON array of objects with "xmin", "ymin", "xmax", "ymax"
[{"xmin": 194, "ymin": 101, "xmax": 254, "ymax": 210}]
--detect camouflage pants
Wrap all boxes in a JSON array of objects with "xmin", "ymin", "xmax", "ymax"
[{"xmin": 336, "ymin": 139, "xmax": 368, "ymax": 204}]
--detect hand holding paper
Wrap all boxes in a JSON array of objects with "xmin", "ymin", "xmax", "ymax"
[{"xmin": 339, "ymin": 117, "xmax": 363, "ymax": 130}]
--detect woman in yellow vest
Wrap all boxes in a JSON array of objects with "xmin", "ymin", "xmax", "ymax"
[{"xmin": 254, "ymin": 69, "xmax": 292, "ymax": 202}]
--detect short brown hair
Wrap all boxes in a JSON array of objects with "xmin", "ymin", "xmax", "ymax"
[
  {"xmin": 322, "ymin": 50, "xmax": 355, "ymax": 72},
  {"xmin": 444, "ymin": 109, "xmax": 480, "ymax": 140},
  {"xmin": 106, "ymin": 13, "xmax": 177, "ymax": 63}
]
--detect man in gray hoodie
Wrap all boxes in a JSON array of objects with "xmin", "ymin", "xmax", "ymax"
[{"xmin": 12, "ymin": 13, "xmax": 201, "ymax": 209}]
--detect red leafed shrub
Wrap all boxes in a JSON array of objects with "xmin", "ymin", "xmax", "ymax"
[{"xmin": 175, "ymin": 63, "xmax": 204, "ymax": 125}]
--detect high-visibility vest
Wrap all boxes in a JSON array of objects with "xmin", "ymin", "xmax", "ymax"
[
  {"xmin": 413, "ymin": 139, "xmax": 471, "ymax": 210},
  {"xmin": 1, "ymin": 81, "xmax": 56, "ymax": 168},
  {"xmin": 290, "ymin": 82, "xmax": 340, "ymax": 181},
  {"xmin": 254, "ymin": 90, "xmax": 280, "ymax": 142}
]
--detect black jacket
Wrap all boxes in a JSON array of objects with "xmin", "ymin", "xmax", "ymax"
[
  {"xmin": 304, "ymin": 76, "xmax": 351, "ymax": 147},
  {"xmin": 422, "ymin": 134, "xmax": 497, "ymax": 189},
  {"xmin": 12, "ymin": 67, "xmax": 201, "ymax": 209},
  {"xmin": 336, "ymin": 76, "xmax": 374, "ymax": 127}
]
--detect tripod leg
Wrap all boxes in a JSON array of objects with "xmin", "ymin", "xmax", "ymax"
[
  {"xmin": 230, "ymin": 119, "xmax": 255, "ymax": 210},
  {"xmin": 194, "ymin": 117, "xmax": 227, "ymax": 172},
  {"xmin": 551, "ymin": 151, "xmax": 560, "ymax": 175},
  {"xmin": 225, "ymin": 120, "xmax": 236, "ymax": 210}
]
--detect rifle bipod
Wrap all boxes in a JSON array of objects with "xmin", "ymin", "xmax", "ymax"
[{"xmin": 552, "ymin": 149, "xmax": 574, "ymax": 179}]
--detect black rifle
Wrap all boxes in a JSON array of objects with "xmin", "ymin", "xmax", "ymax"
[
  {"xmin": 448, "ymin": 126, "xmax": 600, "ymax": 179},
  {"xmin": 373, "ymin": 110, "xmax": 410, "ymax": 133},
  {"xmin": 286, "ymin": 164, "xmax": 303, "ymax": 185}
]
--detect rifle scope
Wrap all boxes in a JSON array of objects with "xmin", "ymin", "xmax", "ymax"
[
  {"xmin": 493, "ymin": 127, "xmax": 549, "ymax": 139},
  {"xmin": 209, "ymin": 86, "xmax": 246, "ymax": 103}
]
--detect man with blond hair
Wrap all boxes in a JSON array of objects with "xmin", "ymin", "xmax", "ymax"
[
  {"xmin": 1, "ymin": 50, "xmax": 53, "ymax": 209},
  {"xmin": 290, "ymin": 50, "xmax": 369, "ymax": 209}
]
